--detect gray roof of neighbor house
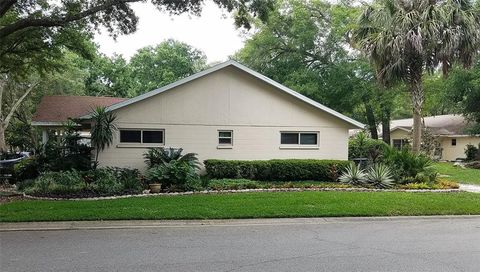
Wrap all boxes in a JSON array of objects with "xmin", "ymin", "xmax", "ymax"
[
  {"xmin": 80, "ymin": 60, "xmax": 364, "ymax": 129},
  {"xmin": 390, "ymin": 114, "xmax": 473, "ymax": 136}
]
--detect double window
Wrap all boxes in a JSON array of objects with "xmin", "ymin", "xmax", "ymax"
[
  {"xmin": 119, "ymin": 129, "xmax": 164, "ymax": 144},
  {"xmin": 280, "ymin": 132, "xmax": 318, "ymax": 146}
]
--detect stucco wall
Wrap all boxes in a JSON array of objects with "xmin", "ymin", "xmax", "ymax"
[
  {"xmin": 390, "ymin": 129, "xmax": 410, "ymax": 146},
  {"xmin": 97, "ymin": 66, "xmax": 353, "ymax": 171},
  {"xmin": 440, "ymin": 136, "xmax": 480, "ymax": 161}
]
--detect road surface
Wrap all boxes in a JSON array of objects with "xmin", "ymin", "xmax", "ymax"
[{"xmin": 1, "ymin": 217, "xmax": 480, "ymax": 271}]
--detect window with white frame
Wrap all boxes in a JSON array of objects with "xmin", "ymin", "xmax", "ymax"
[
  {"xmin": 119, "ymin": 129, "xmax": 164, "ymax": 144},
  {"xmin": 218, "ymin": 130, "xmax": 233, "ymax": 145},
  {"xmin": 280, "ymin": 132, "xmax": 318, "ymax": 146}
]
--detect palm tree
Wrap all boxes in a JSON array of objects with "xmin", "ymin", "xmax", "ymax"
[
  {"xmin": 352, "ymin": 0, "xmax": 480, "ymax": 153},
  {"xmin": 90, "ymin": 106, "xmax": 117, "ymax": 168}
]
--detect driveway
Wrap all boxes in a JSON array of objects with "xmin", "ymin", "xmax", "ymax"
[{"xmin": 1, "ymin": 217, "xmax": 479, "ymax": 271}]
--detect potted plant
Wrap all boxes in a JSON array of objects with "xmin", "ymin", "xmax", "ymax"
[{"xmin": 149, "ymin": 182, "xmax": 162, "ymax": 193}]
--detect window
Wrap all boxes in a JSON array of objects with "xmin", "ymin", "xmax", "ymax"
[
  {"xmin": 451, "ymin": 138, "xmax": 457, "ymax": 146},
  {"xmin": 120, "ymin": 130, "xmax": 141, "ymax": 143},
  {"xmin": 119, "ymin": 129, "xmax": 164, "ymax": 144},
  {"xmin": 280, "ymin": 132, "xmax": 318, "ymax": 146},
  {"xmin": 218, "ymin": 130, "xmax": 233, "ymax": 145},
  {"xmin": 392, "ymin": 139, "xmax": 408, "ymax": 149},
  {"xmin": 143, "ymin": 130, "xmax": 163, "ymax": 143}
]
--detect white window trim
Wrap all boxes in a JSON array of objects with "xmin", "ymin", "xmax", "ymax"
[
  {"xmin": 117, "ymin": 129, "xmax": 165, "ymax": 148},
  {"xmin": 217, "ymin": 130, "xmax": 233, "ymax": 149},
  {"xmin": 279, "ymin": 131, "xmax": 319, "ymax": 149}
]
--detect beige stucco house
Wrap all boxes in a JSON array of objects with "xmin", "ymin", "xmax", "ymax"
[
  {"xmin": 88, "ymin": 61, "xmax": 365, "ymax": 170},
  {"xmin": 34, "ymin": 60, "xmax": 364, "ymax": 171},
  {"xmin": 389, "ymin": 115, "xmax": 480, "ymax": 161}
]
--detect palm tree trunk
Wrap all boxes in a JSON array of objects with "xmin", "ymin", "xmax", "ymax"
[
  {"xmin": 363, "ymin": 99, "xmax": 378, "ymax": 139},
  {"xmin": 410, "ymin": 77, "xmax": 424, "ymax": 153},
  {"xmin": 0, "ymin": 124, "xmax": 6, "ymax": 153}
]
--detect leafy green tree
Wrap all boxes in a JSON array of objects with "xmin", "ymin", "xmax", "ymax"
[
  {"xmin": 129, "ymin": 40, "xmax": 207, "ymax": 95},
  {"xmin": 352, "ymin": 0, "xmax": 480, "ymax": 153},
  {"xmin": 236, "ymin": 0, "xmax": 397, "ymax": 140}
]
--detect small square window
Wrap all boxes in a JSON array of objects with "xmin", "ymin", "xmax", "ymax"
[
  {"xmin": 451, "ymin": 139, "xmax": 457, "ymax": 146},
  {"xmin": 218, "ymin": 130, "xmax": 233, "ymax": 145}
]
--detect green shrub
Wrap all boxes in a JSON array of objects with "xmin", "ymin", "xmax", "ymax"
[
  {"xmin": 465, "ymin": 144, "xmax": 480, "ymax": 161},
  {"xmin": 104, "ymin": 167, "xmax": 143, "ymax": 192},
  {"xmin": 144, "ymin": 147, "xmax": 200, "ymax": 169},
  {"xmin": 89, "ymin": 169, "xmax": 123, "ymax": 195},
  {"xmin": 22, "ymin": 170, "xmax": 85, "ymax": 195},
  {"xmin": 348, "ymin": 132, "xmax": 389, "ymax": 161},
  {"xmin": 207, "ymin": 179, "xmax": 263, "ymax": 190},
  {"xmin": 13, "ymin": 156, "xmax": 40, "ymax": 181},
  {"xmin": 383, "ymin": 148, "xmax": 435, "ymax": 183},
  {"xmin": 146, "ymin": 160, "xmax": 199, "ymax": 190},
  {"xmin": 204, "ymin": 159, "xmax": 348, "ymax": 181}
]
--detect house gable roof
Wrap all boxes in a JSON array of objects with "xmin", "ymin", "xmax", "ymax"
[
  {"xmin": 389, "ymin": 114, "xmax": 473, "ymax": 136},
  {"xmin": 32, "ymin": 95, "xmax": 127, "ymax": 126},
  {"xmin": 82, "ymin": 60, "xmax": 364, "ymax": 129}
]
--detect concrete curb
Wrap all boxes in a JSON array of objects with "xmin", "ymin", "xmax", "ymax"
[{"xmin": 1, "ymin": 215, "xmax": 480, "ymax": 232}]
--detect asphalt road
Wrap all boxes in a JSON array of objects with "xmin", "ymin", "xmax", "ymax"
[{"xmin": 1, "ymin": 217, "xmax": 480, "ymax": 272}]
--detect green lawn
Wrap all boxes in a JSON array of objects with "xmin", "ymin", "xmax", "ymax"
[
  {"xmin": 433, "ymin": 162, "xmax": 480, "ymax": 185},
  {"xmin": 2, "ymin": 191, "xmax": 480, "ymax": 222}
]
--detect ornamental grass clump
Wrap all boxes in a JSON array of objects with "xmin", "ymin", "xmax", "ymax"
[
  {"xmin": 365, "ymin": 164, "xmax": 394, "ymax": 189},
  {"xmin": 339, "ymin": 163, "xmax": 366, "ymax": 186}
]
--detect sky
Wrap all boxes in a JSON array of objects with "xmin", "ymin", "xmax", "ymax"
[{"xmin": 94, "ymin": 2, "xmax": 248, "ymax": 63}]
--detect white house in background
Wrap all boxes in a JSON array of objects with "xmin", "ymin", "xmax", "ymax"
[
  {"xmin": 389, "ymin": 114, "xmax": 480, "ymax": 161},
  {"xmin": 34, "ymin": 60, "xmax": 364, "ymax": 171}
]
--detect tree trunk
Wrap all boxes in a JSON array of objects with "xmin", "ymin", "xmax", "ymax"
[
  {"xmin": 410, "ymin": 78, "xmax": 424, "ymax": 153},
  {"xmin": 381, "ymin": 110, "xmax": 391, "ymax": 145},
  {"xmin": 0, "ymin": 124, "xmax": 6, "ymax": 153},
  {"xmin": 363, "ymin": 100, "xmax": 378, "ymax": 139}
]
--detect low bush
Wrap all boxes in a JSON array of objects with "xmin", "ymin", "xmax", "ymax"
[
  {"xmin": 465, "ymin": 144, "xmax": 480, "ymax": 161},
  {"xmin": 204, "ymin": 159, "xmax": 349, "ymax": 181},
  {"xmin": 13, "ymin": 156, "xmax": 40, "ymax": 181},
  {"xmin": 348, "ymin": 132, "xmax": 389, "ymax": 162},
  {"xmin": 382, "ymin": 148, "xmax": 436, "ymax": 183},
  {"xmin": 207, "ymin": 179, "xmax": 263, "ymax": 190},
  {"xmin": 23, "ymin": 170, "xmax": 84, "ymax": 196},
  {"xmin": 19, "ymin": 167, "xmax": 144, "ymax": 197},
  {"xmin": 146, "ymin": 160, "xmax": 199, "ymax": 191}
]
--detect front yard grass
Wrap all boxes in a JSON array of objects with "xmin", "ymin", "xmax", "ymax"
[
  {"xmin": 433, "ymin": 162, "xmax": 480, "ymax": 185},
  {"xmin": 2, "ymin": 191, "xmax": 480, "ymax": 222}
]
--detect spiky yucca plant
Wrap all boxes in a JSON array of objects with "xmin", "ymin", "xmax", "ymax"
[
  {"xmin": 365, "ymin": 164, "xmax": 394, "ymax": 189},
  {"xmin": 339, "ymin": 163, "xmax": 367, "ymax": 186}
]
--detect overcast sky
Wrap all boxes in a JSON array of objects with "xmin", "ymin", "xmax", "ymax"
[{"xmin": 94, "ymin": 1, "xmax": 248, "ymax": 63}]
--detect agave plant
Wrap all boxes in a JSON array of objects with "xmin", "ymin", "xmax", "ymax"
[
  {"xmin": 144, "ymin": 147, "xmax": 200, "ymax": 169},
  {"xmin": 365, "ymin": 164, "xmax": 394, "ymax": 189},
  {"xmin": 339, "ymin": 163, "xmax": 367, "ymax": 186}
]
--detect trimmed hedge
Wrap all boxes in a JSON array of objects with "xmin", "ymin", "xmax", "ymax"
[{"xmin": 204, "ymin": 159, "xmax": 349, "ymax": 181}]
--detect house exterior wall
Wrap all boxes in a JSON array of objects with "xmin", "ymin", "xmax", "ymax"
[
  {"xmin": 440, "ymin": 136, "xmax": 480, "ymax": 161},
  {"xmin": 390, "ymin": 129, "xmax": 410, "ymax": 146},
  {"xmin": 97, "ymin": 66, "xmax": 352, "ymax": 171}
]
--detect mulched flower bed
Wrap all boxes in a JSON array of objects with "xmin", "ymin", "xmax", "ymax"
[{"xmin": 22, "ymin": 187, "xmax": 462, "ymax": 201}]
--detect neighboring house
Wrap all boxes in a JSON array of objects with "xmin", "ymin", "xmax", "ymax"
[
  {"xmin": 32, "ymin": 95, "xmax": 127, "ymax": 143},
  {"xmin": 389, "ymin": 114, "xmax": 480, "ymax": 161},
  {"xmin": 33, "ymin": 60, "xmax": 364, "ymax": 171}
]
